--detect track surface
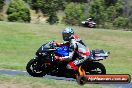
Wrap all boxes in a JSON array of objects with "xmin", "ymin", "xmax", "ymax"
[{"xmin": 0, "ymin": 69, "xmax": 131, "ymax": 88}]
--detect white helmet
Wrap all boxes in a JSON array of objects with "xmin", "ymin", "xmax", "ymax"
[{"xmin": 62, "ymin": 27, "xmax": 74, "ymax": 41}]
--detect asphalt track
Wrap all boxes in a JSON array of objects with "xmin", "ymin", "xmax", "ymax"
[{"xmin": 0, "ymin": 69, "xmax": 131, "ymax": 88}]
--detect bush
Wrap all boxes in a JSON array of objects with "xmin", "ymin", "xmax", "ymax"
[
  {"xmin": 0, "ymin": 0, "xmax": 4, "ymax": 21},
  {"xmin": 7, "ymin": 0, "xmax": 31, "ymax": 22},
  {"xmin": 88, "ymin": 0, "xmax": 124, "ymax": 27},
  {"xmin": 46, "ymin": 12, "xmax": 59, "ymax": 25},
  {"xmin": 127, "ymin": 16, "xmax": 132, "ymax": 29},
  {"xmin": 88, "ymin": 0, "xmax": 106, "ymax": 24},
  {"xmin": 113, "ymin": 17, "xmax": 129, "ymax": 28},
  {"xmin": 0, "ymin": 13, "xmax": 4, "ymax": 21},
  {"xmin": 0, "ymin": 0, "xmax": 4, "ymax": 11},
  {"xmin": 63, "ymin": 3, "xmax": 85, "ymax": 25}
]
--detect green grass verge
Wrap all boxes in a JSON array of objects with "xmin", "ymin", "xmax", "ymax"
[
  {"xmin": 0, "ymin": 74, "xmax": 116, "ymax": 88},
  {"xmin": 0, "ymin": 21, "xmax": 132, "ymax": 76}
]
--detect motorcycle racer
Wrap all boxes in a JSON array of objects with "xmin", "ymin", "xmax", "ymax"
[
  {"xmin": 26, "ymin": 27, "xmax": 109, "ymax": 78},
  {"xmin": 54, "ymin": 27, "xmax": 91, "ymax": 72}
]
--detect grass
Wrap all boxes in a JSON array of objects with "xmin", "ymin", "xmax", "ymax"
[
  {"xmin": 0, "ymin": 74, "xmax": 116, "ymax": 88},
  {"xmin": 0, "ymin": 21, "xmax": 132, "ymax": 74},
  {"xmin": 0, "ymin": 21, "xmax": 131, "ymax": 87}
]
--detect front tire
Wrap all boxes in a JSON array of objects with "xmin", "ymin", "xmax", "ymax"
[{"xmin": 26, "ymin": 58, "xmax": 47, "ymax": 77}]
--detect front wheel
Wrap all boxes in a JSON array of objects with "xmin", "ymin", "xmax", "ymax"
[
  {"xmin": 26, "ymin": 58, "xmax": 47, "ymax": 77},
  {"xmin": 85, "ymin": 62, "xmax": 106, "ymax": 74}
]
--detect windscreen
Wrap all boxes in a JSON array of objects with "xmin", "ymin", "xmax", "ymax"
[{"xmin": 36, "ymin": 41, "xmax": 54, "ymax": 54}]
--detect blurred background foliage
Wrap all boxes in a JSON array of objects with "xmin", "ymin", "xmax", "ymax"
[{"xmin": 0, "ymin": 0, "xmax": 132, "ymax": 29}]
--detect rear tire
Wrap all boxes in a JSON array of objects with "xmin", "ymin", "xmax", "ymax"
[
  {"xmin": 76, "ymin": 76, "xmax": 87, "ymax": 85},
  {"xmin": 85, "ymin": 62, "xmax": 106, "ymax": 74},
  {"xmin": 26, "ymin": 59, "xmax": 47, "ymax": 77}
]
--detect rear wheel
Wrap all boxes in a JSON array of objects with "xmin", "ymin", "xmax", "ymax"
[
  {"xmin": 85, "ymin": 62, "xmax": 106, "ymax": 74},
  {"xmin": 26, "ymin": 58, "xmax": 47, "ymax": 77},
  {"xmin": 76, "ymin": 76, "xmax": 87, "ymax": 85}
]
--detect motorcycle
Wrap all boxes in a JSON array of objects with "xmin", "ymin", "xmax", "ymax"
[
  {"xmin": 26, "ymin": 41, "xmax": 110, "ymax": 79},
  {"xmin": 81, "ymin": 20, "xmax": 96, "ymax": 28}
]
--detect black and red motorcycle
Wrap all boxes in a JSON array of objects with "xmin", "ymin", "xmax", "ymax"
[{"xmin": 26, "ymin": 41, "xmax": 110, "ymax": 78}]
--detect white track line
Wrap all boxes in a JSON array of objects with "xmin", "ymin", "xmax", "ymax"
[{"xmin": 0, "ymin": 69, "xmax": 27, "ymax": 72}]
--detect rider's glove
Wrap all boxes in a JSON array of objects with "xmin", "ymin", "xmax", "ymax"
[
  {"xmin": 53, "ymin": 41, "xmax": 61, "ymax": 47},
  {"xmin": 55, "ymin": 56, "xmax": 64, "ymax": 61}
]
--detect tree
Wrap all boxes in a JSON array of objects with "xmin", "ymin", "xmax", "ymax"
[
  {"xmin": 66, "ymin": 0, "xmax": 88, "ymax": 3},
  {"xmin": 0, "ymin": 0, "xmax": 4, "ymax": 12},
  {"xmin": 123, "ymin": 0, "xmax": 132, "ymax": 17},
  {"xmin": 40, "ymin": 0, "xmax": 60, "ymax": 24},
  {"xmin": 0, "ymin": 0, "xmax": 4, "ymax": 11},
  {"xmin": 113, "ymin": 17, "xmax": 129, "ymax": 28},
  {"xmin": 63, "ymin": 3, "xmax": 85, "ymax": 25},
  {"xmin": 88, "ymin": 0, "xmax": 106, "ymax": 24},
  {"xmin": 105, "ymin": 0, "xmax": 124, "ymax": 21},
  {"xmin": 46, "ymin": 12, "xmax": 59, "ymax": 24},
  {"xmin": 7, "ymin": 0, "xmax": 31, "ymax": 22},
  {"xmin": 0, "ymin": 0, "xmax": 4, "ymax": 21},
  {"xmin": 104, "ymin": 0, "xmax": 117, "ymax": 6},
  {"xmin": 26, "ymin": 0, "xmax": 64, "ymax": 24},
  {"xmin": 88, "ymin": 0, "xmax": 127, "ymax": 28}
]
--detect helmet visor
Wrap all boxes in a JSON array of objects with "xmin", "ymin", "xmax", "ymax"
[
  {"xmin": 63, "ymin": 33, "xmax": 70, "ymax": 41},
  {"xmin": 63, "ymin": 33, "xmax": 69, "ymax": 38}
]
